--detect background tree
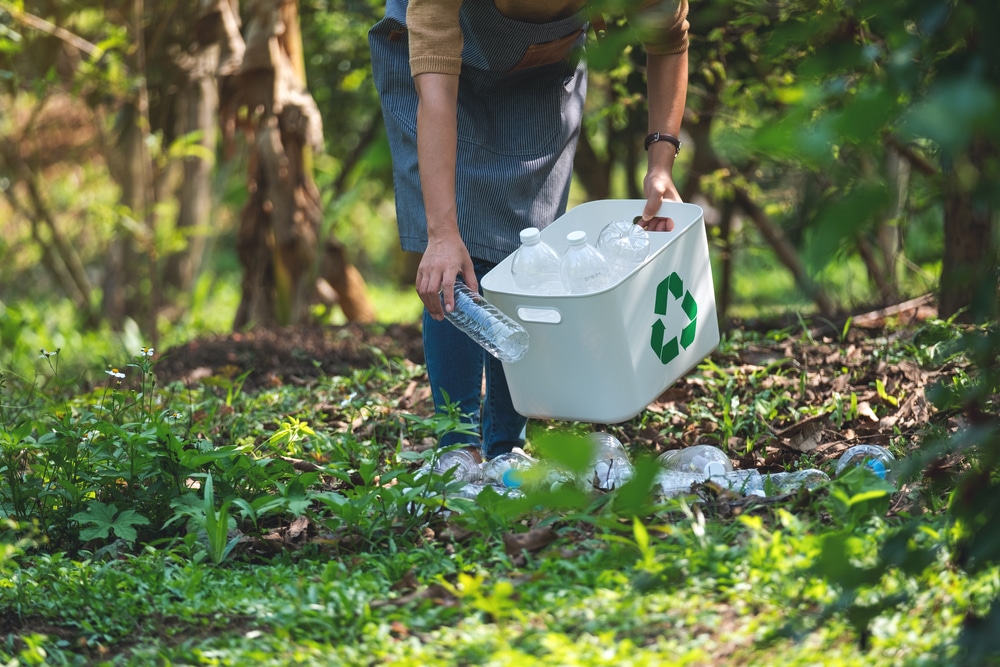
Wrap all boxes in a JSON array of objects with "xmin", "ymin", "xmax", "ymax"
[
  {"xmin": 0, "ymin": 0, "xmax": 375, "ymax": 337},
  {"xmin": 1, "ymin": 0, "xmax": 995, "ymax": 341}
]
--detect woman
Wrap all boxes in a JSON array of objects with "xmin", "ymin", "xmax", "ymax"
[{"xmin": 370, "ymin": 0, "xmax": 689, "ymax": 460}]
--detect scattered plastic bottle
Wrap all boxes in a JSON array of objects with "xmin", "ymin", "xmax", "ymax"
[
  {"xmin": 656, "ymin": 468, "xmax": 763, "ymax": 499},
  {"xmin": 511, "ymin": 227, "xmax": 565, "ymax": 295},
  {"xmin": 835, "ymin": 444, "xmax": 898, "ymax": 485},
  {"xmin": 481, "ymin": 451, "xmax": 536, "ymax": 489},
  {"xmin": 758, "ymin": 468, "xmax": 830, "ymax": 495},
  {"xmin": 432, "ymin": 448, "xmax": 482, "ymax": 484},
  {"xmin": 451, "ymin": 483, "xmax": 488, "ymax": 500},
  {"xmin": 442, "ymin": 281, "xmax": 529, "ymax": 363},
  {"xmin": 597, "ymin": 219, "xmax": 650, "ymax": 279},
  {"xmin": 586, "ymin": 432, "xmax": 635, "ymax": 491},
  {"xmin": 657, "ymin": 445, "xmax": 734, "ymax": 477},
  {"xmin": 560, "ymin": 230, "xmax": 612, "ymax": 294}
]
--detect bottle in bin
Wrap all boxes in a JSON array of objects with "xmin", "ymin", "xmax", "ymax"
[
  {"xmin": 511, "ymin": 227, "xmax": 565, "ymax": 295},
  {"xmin": 597, "ymin": 219, "xmax": 651, "ymax": 279},
  {"xmin": 441, "ymin": 281, "xmax": 529, "ymax": 363},
  {"xmin": 560, "ymin": 230, "xmax": 612, "ymax": 294}
]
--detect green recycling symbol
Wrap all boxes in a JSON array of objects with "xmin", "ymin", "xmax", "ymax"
[{"xmin": 650, "ymin": 271, "xmax": 697, "ymax": 364}]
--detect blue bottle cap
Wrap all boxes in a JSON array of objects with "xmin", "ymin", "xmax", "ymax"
[
  {"xmin": 502, "ymin": 468, "xmax": 523, "ymax": 488},
  {"xmin": 866, "ymin": 459, "xmax": 887, "ymax": 479}
]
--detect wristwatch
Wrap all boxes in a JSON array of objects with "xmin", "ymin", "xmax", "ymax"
[{"xmin": 644, "ymin": 132, "xmax": 681, "ymax": 157}]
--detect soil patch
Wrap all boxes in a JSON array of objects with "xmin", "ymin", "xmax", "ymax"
[{"xmin": 155, "ymin": 322, "xmax": 425, "ymax": 391}]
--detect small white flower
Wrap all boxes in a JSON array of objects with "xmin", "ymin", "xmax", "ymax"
[
  {"xmin": 39, "ymin": 349, "xmax": 59, "ymax": 359},
  {"xmin": 140, "ymin": 347, "xmax": 155, "ymax": 358},
  {"xmin": 106, "ymin": 368, "xmax": 125, "ymax": 379},
  {"xmin": 82, "ymin": 429, "xmax": 100, "ymax": 442}
]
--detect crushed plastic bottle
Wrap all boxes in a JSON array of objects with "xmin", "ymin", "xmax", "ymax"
[
  {"xmin": 442, "ymin": 281, "xmax": 529, "ymax": 363},
  {"xmin": 586, "ymin": 432, "xmax": 634, "ymax": 491},
  {"xmin": 432, "ymin": 448, "xmax": 482, "ymax": 484},
  {"xmin": 481, "ymin": 451, "xmax": 536, "ymax": 489},
  {"xmin": 597, "ymin": 219, "xmax": 650, "ymax": 279},
  {"xmin": 525, "ymin": 460, "xmax": 579, "ymax": 493},
  {"xmin": 657, "ymin": 445, "xmax": 734, "ymax": 477},
  {"xmin": 450, "ymin": 482, "xmax": 487, "ymax": 500},
  {"xmin": 758, "ymin": 468, "xmax": 830, "ymax": 495},
  {"xmin": 511, "ymin": 227, "xmax": 565, "ymax": 295},
  {"xmin": 834, "ymin": 445, "xmax": 897, "ymax": 485},
  {"xmin": 656, "ymin": 468, "xmax": 762, "ymax": 499},
  {"xmin": 560, "ymin": 230, "xmax": 612, "ymax": 294}
]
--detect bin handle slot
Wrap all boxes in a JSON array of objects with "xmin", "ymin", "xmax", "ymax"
[
  {"xmin": 517, "ymin": 306, "xmax": 562, "ymax": 324},
  {"xmin": 633, "ymin": 215, "xmax": 677, "ymax": 234}
]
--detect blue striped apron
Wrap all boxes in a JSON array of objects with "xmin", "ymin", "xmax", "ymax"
[{"xmin": 369, "ymin": 0, "xmax": 589, "ymax": 264}]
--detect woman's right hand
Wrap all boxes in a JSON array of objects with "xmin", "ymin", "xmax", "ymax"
[{"xmin": 416, "ymin": 231, "xmax": 477, "ymax": 320}]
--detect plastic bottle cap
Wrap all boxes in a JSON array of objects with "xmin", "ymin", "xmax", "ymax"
[
  {"xmin": 519, "ymin": 228, "xmax": 541, "ymax": 244},
  {"xmin": 566, "ymin": 230, "xmax": 587, "ymax": 245},
  {"xmin": 866, "ymin": 459, "xmax": 887, "ymax": 479},
  {"xmin": 501, "ymin": 468, "xmax": 523, "ymax": 488}
]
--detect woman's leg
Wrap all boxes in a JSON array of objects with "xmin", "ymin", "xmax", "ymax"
[
  {"xmin": 422, "ymin": 258, "xmax": 527, "ymax": 457},
  {"xmin": 422, "ymin": 306, "xmax": 485, "ymax": 450}
]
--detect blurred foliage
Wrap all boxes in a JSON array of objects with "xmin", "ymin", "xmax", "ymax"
[{"xmin": 0, "ymin": 0, "xmax": 996, "ymax": 336}]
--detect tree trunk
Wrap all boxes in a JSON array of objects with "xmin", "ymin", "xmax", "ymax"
[
  {"xmin": 163, "ymin": 2, "xmax": 225, "ymax": 293},
  {"xmin": 939, "ymin": 138, "xmax": 998, "ymax": 322},
  {"xmin": 224, "ymin": 0, "xmax": 373, "ymax": 329},
  {"xmin": 732, "ymin": 186, "xmax": 838, "ymax": 317}
]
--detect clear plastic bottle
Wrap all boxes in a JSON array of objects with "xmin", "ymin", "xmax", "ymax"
[
  {"xmin": 586, "ymin": 432, "xmax": 634, "ymax": 491},
  {"xmin": 657, "ymin": 445, "xmax": 734, "ymax": 477},
  {"xmin": 834, "ymin": 445, "xmax": 898, "ymax": 485},
  {"xmin": 656, "ymin": 468, "xmax": 761, "ymax": 498},
  {"xmin": 758, "ymin": 468, "xmax": 830, "ymax": 495},
  {"xmin": 597, "ymin": 219, "xmax": 650, "ymax": 279},
  {"xmin": 432, "ymin": 448, "xmax": 482, "ymax": 484},
  {"xmin": 481, "ymin": 451, "xmax": 536, "ymax": 488},
  {"xmin": 560, "ymin": 230, "xmax": 612, "ymax": 294},
  {"xmin": 511, "ymin": 227, "xmax": 565, "ymax": 295},
  {"xmin": 442, "ymin": 281, "xmax": 529, "ymax": 363}
]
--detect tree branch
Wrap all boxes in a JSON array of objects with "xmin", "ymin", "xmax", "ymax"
[
  {"xmin": 0, "ymin": 3, "xmax": 105, "ymax": 60},
  {"xmin": 731, "ymin": 186, "xmax": 838, "ymax": 317}
]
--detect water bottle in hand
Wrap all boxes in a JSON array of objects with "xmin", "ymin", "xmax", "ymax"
[{"xmin": 442, "ymin": 281, "xmax": 529, "ymax": 363}]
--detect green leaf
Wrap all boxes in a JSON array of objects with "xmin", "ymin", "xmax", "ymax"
[
  {"xmin": 72, "ymin": 501, "xmax": 149, "ymax": 543},
  {"xmin": 530, "ymin": 430, "xmax": 593, "ymax": 474},
  {"xmin": 805, "ymin": 183, "xmax": 890, "ymax": 272}
]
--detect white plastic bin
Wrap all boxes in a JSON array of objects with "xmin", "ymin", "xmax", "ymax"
[{"xmin": 482, "ymin": 199, "xmax": 720, "ymax": 424}]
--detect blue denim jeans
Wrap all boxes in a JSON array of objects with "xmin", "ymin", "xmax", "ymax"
[{"xmin": 423, "ymin": 258, "xmax": 526, "ymax": 460}]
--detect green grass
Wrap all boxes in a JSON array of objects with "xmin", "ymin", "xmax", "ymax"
[{"xmin": 2, "ymin": 316, "xmax": 998, "ymax": 666}]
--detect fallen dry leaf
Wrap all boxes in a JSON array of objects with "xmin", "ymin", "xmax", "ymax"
[{"xmin": 503, "ymin": 526, "xmax": 559, "ymax": 558}]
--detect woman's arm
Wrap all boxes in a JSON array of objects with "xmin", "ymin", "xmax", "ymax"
[
  {"xmin": 413, "ymin": 71, "xmax": 477, "ymax": 319},
  {"xmin": 640, "ymin": 48, "xmax": 688, "ymax": 231}
]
